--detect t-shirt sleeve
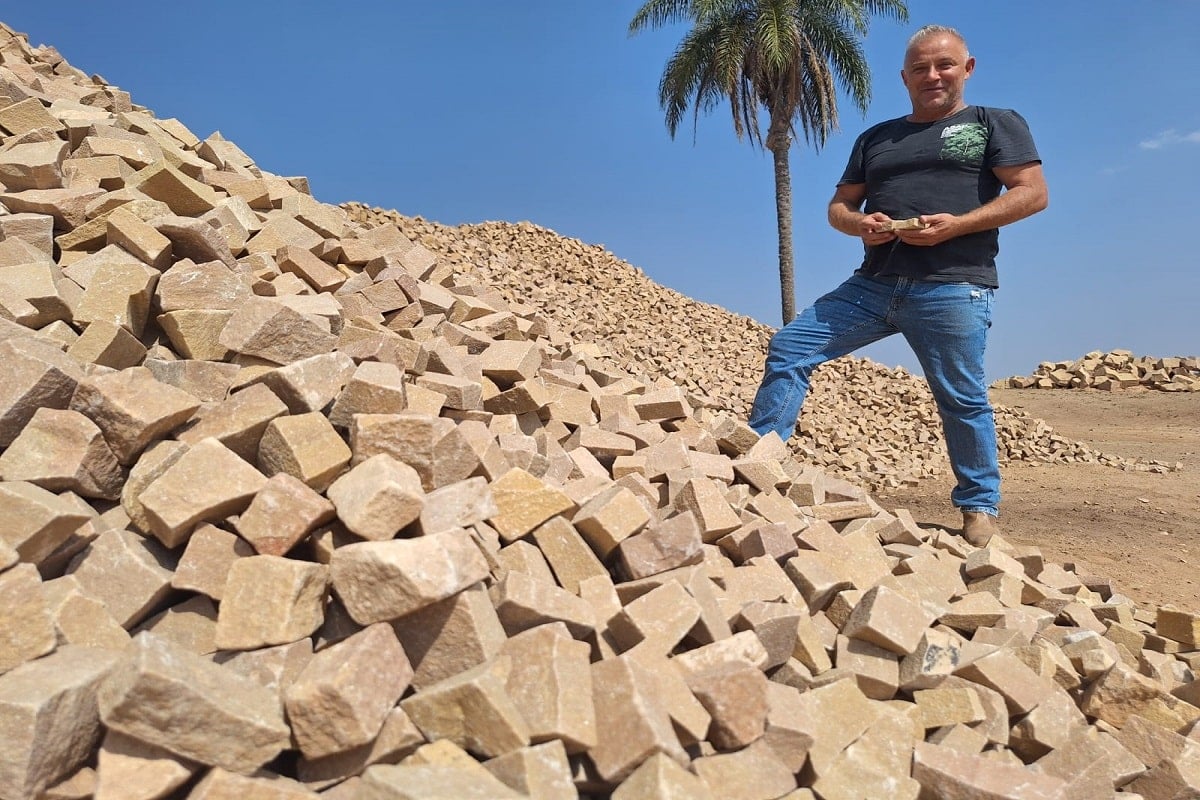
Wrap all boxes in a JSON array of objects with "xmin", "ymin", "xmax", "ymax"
[
  {"xmin": 985, "ymin": 109, "xmax": 1041, "ymax": 167},
  {"xmin": 837, "ymin": 132, "xmax": 868, "ymax": 185}
]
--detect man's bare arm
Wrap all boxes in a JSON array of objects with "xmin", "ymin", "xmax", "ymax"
[
  {"xmin": 897, "ymin": 162, "xmax": 1049, "ymax": 246},
  {"xmin": 828, "ymin": 183, "xmax": 898, "ymax": 247}
]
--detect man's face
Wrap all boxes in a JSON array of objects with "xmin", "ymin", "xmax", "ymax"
[{"xmin": 901, "ymin": 34, "xmax": 975, "ymax": 121}]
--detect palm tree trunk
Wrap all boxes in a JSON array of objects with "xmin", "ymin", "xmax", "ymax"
[{"xmin": 770, "ymin": 134, "xmax": 795, "ymax": 325}]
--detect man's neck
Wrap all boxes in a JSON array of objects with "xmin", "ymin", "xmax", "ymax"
[{"xmin": 907, "ymin": 103, "xmax": 969, "ymax": 123}]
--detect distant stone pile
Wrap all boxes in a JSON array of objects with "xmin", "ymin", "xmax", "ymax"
[
  {"xmin": 1002, "ymin": 350, "xmax": 1200, "ymax": 392},
  {"xmin": 342, "ymin": 205, "xmax": 1180, "ymax": 478},
  {"xmin": 1, "ymin": 19, "xmax": 1198, "ymax": 800}
]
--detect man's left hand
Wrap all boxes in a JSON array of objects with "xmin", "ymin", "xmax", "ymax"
[{"xmin": 895, "ymin": 213, "xmax": 959, "ymax": 246}]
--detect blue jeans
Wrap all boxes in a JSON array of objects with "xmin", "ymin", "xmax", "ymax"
[{"xmin": 749, "ymin": 273, "xmax": 1000, "ymax": 515}]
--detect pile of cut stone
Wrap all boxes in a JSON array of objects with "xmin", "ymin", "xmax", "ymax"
[
  {"xmin": 1002, "ymin": 350, "xmax": 1200, "ymax": 392},
  {"xmin": 341, "ymin": 206, "xmax": 1180, "ymax": 482},
  {"xmin": 2, "ymin": 20, "xmax": 1200, "ymax": 800}
]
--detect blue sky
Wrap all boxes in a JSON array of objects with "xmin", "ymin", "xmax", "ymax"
[{"xmin": 6, "ymin": 2, "xmax": 1198, "ymax": 381}]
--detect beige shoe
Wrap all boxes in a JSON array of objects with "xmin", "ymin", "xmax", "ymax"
[{"xmin": 961, "ymin": 511, "xmax": 998, "ymax": 548}]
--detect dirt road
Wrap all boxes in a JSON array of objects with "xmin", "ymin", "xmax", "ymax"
[{"xmin": 878, "ymin": 388, "xmax": 1200, "ymax": 613}]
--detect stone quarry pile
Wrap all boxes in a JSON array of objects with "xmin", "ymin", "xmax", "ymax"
[
  {"xmin": 1002, "ymin": 350, "xmax": 1200, "ymax": 392},
  {"xmin": 341, "ymin": 205, "xmax": 1180, "ymax": 481},
  {"xmin": 2, "ymin": 19, "xmax": 1200, "ymax": 800}
]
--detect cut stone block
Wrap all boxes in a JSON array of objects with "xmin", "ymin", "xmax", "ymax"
[
  {"xmin": 169, "ymin": 525, "xmax": 252, "ymax": 602},
  {"xmin": 285, "ymin": 623, "xmax": 413, "ymax": 760},
  {"xmin": 612, "ymin": 752, "xmax": 714, "ymax": 800},
  {"xmin": 135, "ymin": 594, "xmax": 219, "ymax": 657},
  {"xmin": 841, "ymin": 584, "xmax": 935, "ymax": 656},
  {"xmin": 326, "ymin": 454, "xmax": 425, "ymax": 540},
  {"xmin": 360, "ymin": 763, "xmax": 524, "ymax": 799},
  {"xmin": 41, "ymin": 575, "xmax": 131, "ymax": 653},
  {"xmin": 330, "ymin": 530, "xmax": 490, "ymax": 624},
  {"xmin": 573, "ymin": 485, "xmax": 651, "ymax": 560},
  {"xmin": 0, "ymin": 645, "xmax": 119, "ymax": 800},
  {"xmin": 138, "ymin": 437, "xmax": 266, "ymax": 547},
  {"xmin": 99, "ymin": 634, "xmax": 290, "ymax": 774},
  {"xmin": 352, "ymin": 413, "xmax": 479, "ymax": 491},
  {"xmin": 498, "ymin": 622, "xmax": 597, "ymax": 754},
  {"xmin": 66, "ymin": 527, "xmax": 176, "ymax": 629},
  {"xmin": 812, "ymin": 704, "xmax": 921, "ymax": 800},
  {"xmin": 130, "ymin": 162, "xmax": 220, "ymax": 216},
  {"xmin": 0, "ymin": 139, "xmax": 67, "ymax": 191},
  {"xmin": 0, "ymin": 407, "xmax": 124, "ymax": 500},
  {"xmin": 955, "ymin": 649, "xmax": 1060, "ymax": 715},
  {"xmin": 1157, "ymin": 606, "xmax": 1200, "ymax": 647},
  {"xmin": 390, "ymin": 583, "xmax": 507, "ymax": 691},
  {"xmin": 186, "ymin": 768, "xmax": 316, "ymax": 799},
  {"xmin": 488, "ymin": 467, "xmax": 575, "ymax": 542},
  {"xmin": 489, "ymin": 569, "xmax": 596, "ymax": 639},
  {"xmin": 0, "ymin": 563, "xmax": 56, "ymax": 675},
  {"xmin": 327, "ymin": 360, "xmax": 408, "ymax": 429},
  {"xmin": 614, "ymin": 513, "xmax": 705, "ymax": 582},
  {"xmin": 483, "ymin": 740, "xmax": 575, "ymax": 800},
  {"xmin": 912, "ymin": 741, "xmax": 1067, "ymax": 800},
  {"xmin": 257, "ymin": 411, "xmax": 350, "ymax": 492},
  {"xmin": 69, "ymin": 366, "xmax": 201, "ymax": 466},
  {"xmin": 0, "ymin": 336, "xmax": 84, "ymax": 448},
  {"xmin": 588, "ymin": 654, "xmax": 687, "ymax": 784},
  {"xmin": 251, "ymin": 351, "xmax": 356, "ymax": 415},
  {"xmin": 72, "ymin": 254, "xmax": 158, "ymax": 338},
  {"xmin": 691, "ymin": 739, "xmax": 799, "ymax": 800},
  {"xmin": 93, "ymin": 730, "xmax": 198, "ymax": 800},
  {"xmin": 0, "ymin": 97, "xmax": 65, "ymax": 137},
  {"xmin": 686, "ymin": 658, "xmax": 770, "ymax": 751},
  {"xmin": 235, "ymin": 472, "xmax": 335, "ymax": 556},
  {"xmin": 530, "ymin": 515, "xmax": 609, "ymax": 594},
  {"xmin": 1081, "ymin": 662, "xmax": 1200, "ymax": 733},
  {"xmin": 151, "ymin": 214, "xmax": 236, "ymax": 268},
  {"xmin": 244, "ymin": 213, "xmax": 325, "ymax": 256},
  {"xmin": 175, "ymin": 382, "xmax": 289, "ymax": 462},
  {"xmin": 609, "ymin": 580, "xmax": 700, "ymax": 659},
  {"xmin": 105, "ymin": 205, "xmax": 172, "ymax": 269},
  {"xmin": 294, "ymin": 704, "xmax": 424, "ymax": 787},
  {"xmin": 418, "ymin": 477, "xmax": 498, "ymax": 538},
  {"xmin": 277, "ymin": 244, "xmax": 346, "ymax": 292},
  {"xmin": 400, "ymin": 655, "xmax": 531, "ymax": 760},
  {"xmin": 157, "ymin": 309, "xmax": 236, "ymax": 361},
  {"xmin": 214, "ymin": 556, "xmax": 327, "ymax": 651},
  {"xmin": 0, "ymin": 480, "xmax": 91, "ymax": 566},
  {"xmin": 0, "ymin": 260, "xmax": 71, "ymax": 328},
  {"xmin": 673, "ymin": 476, "xmax": 741, "ymax": 542},
  {"xmin": 155, "ymin": 258, "xmax": 251, "ymax": 313},
  {"xmin": 218, "ymin": 296, "xmax": 338, "ymax": 365},
  {"xmin": 66, "ymin": 318, "xmax": 148, "ymax": 370}
]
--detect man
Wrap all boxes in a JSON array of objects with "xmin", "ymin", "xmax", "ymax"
[{"xmin": 748, "ymin": 24, "xmax": 1048, "ymax": 547}]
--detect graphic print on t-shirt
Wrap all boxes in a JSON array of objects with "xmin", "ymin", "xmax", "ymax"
[{"xmin": 939, "ymin": 122, "xmax": 987, "ymax": 165}]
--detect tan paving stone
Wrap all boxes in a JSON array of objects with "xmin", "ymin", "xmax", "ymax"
[
  {"xmin": 390, "ymin": 583, "xmax": 506, "ymax": 691},
  {"xmin": 138, "ymin": 437, "xmax": 266, "ymax": 547},
  {"xmin": 330, "ymin": 530, "xmax": 490, "ymax": 624},
  {"xmin": 400, "ymin": 655, "xmax": 530, "ymax": 760},
  {"xmin": 214, "ymin": 556, "xmax": 327, "ymax": 651},
  {"xmin": 0, "ymin": 645, "xmax": 120, "ymax": 800},
  {"xmin": 326, "ymin": 453, "xmax": 424, "ymax": 540},
  {"xmin": 257, "ymin": 411, "xmax": 350, "ymax": 492},
  {"xmin": 285, "ymin": 623, "xmax": 412, "ymax": 760}
]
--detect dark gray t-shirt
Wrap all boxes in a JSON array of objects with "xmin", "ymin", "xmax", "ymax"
[{"xmin": 838, "ymin": 105, "xmax": 1041, "ymax": 288}]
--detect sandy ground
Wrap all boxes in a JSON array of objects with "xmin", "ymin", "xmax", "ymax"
[{"xmin": 877, "ymin": 387, "xmax": 1200, "ymax": 614}]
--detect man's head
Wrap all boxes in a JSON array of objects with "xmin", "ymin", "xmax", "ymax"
[{"xmin": 901, "ymin": 25, "xmax": 975, "ymax": 122}]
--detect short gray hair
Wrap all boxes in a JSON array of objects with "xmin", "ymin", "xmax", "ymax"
[{"xmin": 907, "ymin": 24, "xmax": 969, "ymax": 53}]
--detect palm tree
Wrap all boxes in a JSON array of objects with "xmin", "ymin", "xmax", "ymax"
[{"xmin": 630, "ymin": 0, "xmax": 907, "ymax": 324}]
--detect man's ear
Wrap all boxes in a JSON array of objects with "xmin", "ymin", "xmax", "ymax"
[{"xmin": 964, "ymin": 56, "xmax": 976, "ymax": 79}]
